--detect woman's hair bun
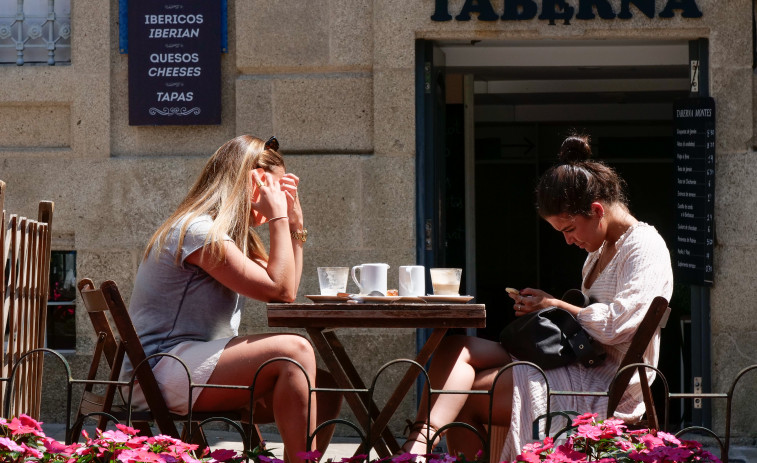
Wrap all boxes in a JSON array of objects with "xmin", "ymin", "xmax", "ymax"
[{"xmin": 558, "ymin": 135, "xmax": 592, "ymax": 164}]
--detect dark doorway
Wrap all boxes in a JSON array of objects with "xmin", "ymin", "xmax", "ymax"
[{"xmin": 417, "ymin": 38, "xmax": 696, "ymax": 429}]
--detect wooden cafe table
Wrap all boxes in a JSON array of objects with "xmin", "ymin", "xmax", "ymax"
[{"xmin": 267, "ymin": 298, "xmax": 486, "ymax": 457}]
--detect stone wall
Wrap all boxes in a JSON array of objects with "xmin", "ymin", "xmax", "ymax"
[{"xmin": 0, "ymin": 0, "xmax": 755, "ymax": 439}]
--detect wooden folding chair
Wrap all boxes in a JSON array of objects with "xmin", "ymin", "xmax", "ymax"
[
  {"xmin": 0, "ymin": 180, "xmax": 54, "ymax": 419},
  {"xmin": 606, "ymin": 295, "xmax": 671, "ymax": 430},
  {"xmin": 72, "ymin": 278, "xmax": 262, "ymax": 450}
]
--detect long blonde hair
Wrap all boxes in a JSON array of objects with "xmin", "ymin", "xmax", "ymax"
[{"xmin": 144, "ymin": 135, "xmax": 285, "ymax": 264}]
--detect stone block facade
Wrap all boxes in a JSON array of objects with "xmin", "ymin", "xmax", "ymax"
[{"xmin": 1, "ymin": 0, "xmax": 756, "ymax": 441}]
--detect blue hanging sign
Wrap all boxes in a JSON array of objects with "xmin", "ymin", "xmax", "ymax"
[
  {"xmin": 120, "ymin": 0, "xmax": 227, "ymax": 53},
  {"xmin": 128, "ymin": 0, "xmax": 221, "ymax": 125}
]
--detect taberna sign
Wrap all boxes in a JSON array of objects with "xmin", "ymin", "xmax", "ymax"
[{"xmin": 431, "ymin": 0, "xmax": 703, "ymax": 25}]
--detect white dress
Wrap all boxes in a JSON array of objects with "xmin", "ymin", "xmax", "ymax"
[{"xmin": 499, "ymin": 222, "xmax": 673, "ymax": 461}]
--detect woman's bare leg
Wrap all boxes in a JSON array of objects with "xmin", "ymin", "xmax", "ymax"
[
  {"xmin": 445, "ymin": 366, "xmax": 513, "ymax": 459},
  {"xmin": 403, "ymin": 335, "xmax": 512, "ymax": 455},
  {"xmin": 193, "ymin": 334, "xmax": 317, "ymax": 463},
  {"xmin": 249, "ymin": 368, "xmax": 343, "ymax": 459},
  {"xmin": 311, "ymin": 368, "xmax": 342, "ymax": 455}
]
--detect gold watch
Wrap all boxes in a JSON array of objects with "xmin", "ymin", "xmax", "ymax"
[{"xmin": 291, "ymin": 229, "xmax": 308, "ymax": 242}]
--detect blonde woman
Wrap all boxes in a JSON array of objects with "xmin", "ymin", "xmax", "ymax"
[{"xmin": 121, "ymin": 135, "xmax": 339, "ymax": 462}]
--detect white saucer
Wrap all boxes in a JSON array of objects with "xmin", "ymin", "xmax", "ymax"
[{"xmin": 419, "ymin": 295, "xmax": 474, "ymax": 303}]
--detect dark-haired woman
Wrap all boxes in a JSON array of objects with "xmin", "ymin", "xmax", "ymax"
[{"xmin": 401, "ymin": 135, "xmax": 673, "ymax": 460}]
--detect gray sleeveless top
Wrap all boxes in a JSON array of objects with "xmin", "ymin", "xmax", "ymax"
[{"xmin": 122, "ymin": 215, "xmax": 241, "ymax": 376}]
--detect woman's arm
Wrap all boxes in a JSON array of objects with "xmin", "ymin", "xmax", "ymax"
[
  {"xmin": 281, "ymin": 173, "xmax": 304, "ymax": 292},
  {"xmin": 186, "ymin": 170, "xmax": 298, "ymax": 302},
  {"xmin": 577, "ymin": 232, "xmax": 673, "ymax": 345}
]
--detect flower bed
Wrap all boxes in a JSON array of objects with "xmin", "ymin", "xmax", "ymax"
[
  {"xmin": 511, "ymin": 413, "xmax": 722, "ymax": 463},
  {"xmin": 0, "ymin": 414, "xmax": 721, "ymax": 463}
]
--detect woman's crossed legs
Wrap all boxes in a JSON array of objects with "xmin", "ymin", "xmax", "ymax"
[{"xmin": 404, "ymin": 335, "xmax": 514, "ymax": 459}]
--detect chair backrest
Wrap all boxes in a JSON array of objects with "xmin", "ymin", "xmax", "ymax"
[
  {"xmin": 0, "ymin": 180, "xmax": 54, "ymax": 419},
  {"xmin": 77, "ymin": 278, "xmax": 179, "ymax": 437},
  {"xmin": 607, "ymin": 296, "xmax": 671, "ymax": 430}
]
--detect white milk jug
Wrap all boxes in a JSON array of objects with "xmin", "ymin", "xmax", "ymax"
[{"xmin": 351, "ymin": 263, "xmax": 390, "ymax": 295}]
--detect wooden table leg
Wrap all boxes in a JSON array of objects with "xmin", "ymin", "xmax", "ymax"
[
  {"xmin": 306, "ymin": 328, "xmax": 391, "ymax": 457},
  {"xmin": 322, "ymin": 331, "xmax": 399, "ymax": 453},
  {"xmin": 359, "ymin": 328, "xmax": 448, "ymax": 455}
]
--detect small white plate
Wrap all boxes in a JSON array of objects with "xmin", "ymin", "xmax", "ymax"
[
  {"xmin": 419, "ymin": 295, "xmax": 474, "ymax": 303},
  {"xmin": 349, "ymin": 295, "xmax": 402, "ymax": 303},
  {"xmin": 305, "ymin": 294, "xmax": 351, "ymax": 303}
]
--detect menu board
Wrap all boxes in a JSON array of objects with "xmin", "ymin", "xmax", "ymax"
[
  {"xmin": 128, "ymin": 0, "xmax": 221, "ymax": 126},
  {"xmin": 673, "ymin": 97, "xmax": 715, "ymax": 285}
]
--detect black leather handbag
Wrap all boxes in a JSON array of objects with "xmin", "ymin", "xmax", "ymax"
[{"xmin": 499, "ymin": 289, "xmax": 606, "ymax": 370}]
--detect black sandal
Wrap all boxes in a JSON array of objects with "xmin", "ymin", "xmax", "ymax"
[{"xmin": 400, "ymin": 420, "xmax": 440, "ymax": 455}]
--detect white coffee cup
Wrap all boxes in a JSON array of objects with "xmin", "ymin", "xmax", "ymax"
[
  {"xmin": 351, "ymin": 263, "xmax": 389, "ymax": 295},
  {"xmin": 399, "ymin": 265, "xmax": 425, "ymax": 297}
]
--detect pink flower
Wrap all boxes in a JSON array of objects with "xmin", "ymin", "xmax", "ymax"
[
  {"xmin": 21, "ymin": 442, "xmax": 44, "ymax": 458},
  {"xmin": 100, "ymin": 428, "xmax": 132, "ymax": 443},
  {"xmin": 514, "ymin": 452, "xmax": 542, "ymax": 463},
  {"xmin": 657, "ymin": 431, "xmax": 681, "ymax": 446},
  {"xmin": 615, "ymin": 440, "xmax": 634, "ymax": 451},
  {"xmin": 547, "ymin": 443, "xmax": 587, "ymax": 461},
  {"xmin": 117, "ymin": 448, "xmax": 167, "ymax": 462},
  {"xmin": 341, "ymin": 455, "xmax": 369, "ymax": 463},
  {"xmin": 0, "ymin": 436, "xmax": 25, "ymax": 452},
  {"xmin": 391, "ymin": 453, "xmax": 419, "ymax": 462},
  {"xmin": 297, "ymin": 450, "xmax": 323, "ymax": 461},
  {"xmin": 571, "ymin": 413, "xmax": 598, "ymax": 426},
  {"xmin": 115, "ymin": 423, "xmax": 142, "ymax": 436},
  {"xmin": 428, "ymin": 454, "xmax": 457, "ymax": 463},
  {"xmin": 627, "ymin": 451, "xmax": 655, "ymax": 462},
  {"xmin": 209, "ymin": 448, "xmax": 240, "ymax": 461},
  {"xmin": 640, "ymin": 433, "xmax": 665, "ymax": 449},
  {"xmin": 680, "ymin": 439, "xmax": 703, "ymax": 449},
  {"xmin": 6, "ymin": 415, "xmax": 43, "ymax": 436},
  {"xmin": 43, "ymin": 437, "xmax": 80, "ymax": 456},
  {"xmin": 522, "ymin": 436, "xmax": 554, "ymax": 454},
  {"xmin": 653, "ymin": 446, "xmax": 693, "ymax": 460},
  {"xmin": 258, "ymin": 456, "xmax": 285, "ymax": 463},
  {"xmin": 576, "ymin": 424, "xmax": 603, "ymax": 441},
  {"xmin": 18, "ymin": 414, "xmax": 43, "ymax": 431}
]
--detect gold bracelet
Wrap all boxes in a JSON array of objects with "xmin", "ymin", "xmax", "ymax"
[
  {"xmin": 291, "ymin": 229, "xmax": 308, "ymax": 242},
  {"xmin": 268, "ymin": 216, "xmax": 288, "ymax": 223}
]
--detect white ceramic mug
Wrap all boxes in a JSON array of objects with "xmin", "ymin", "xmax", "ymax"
[
  {"xmin": 399, "ymin": 265, "xmax": 425, "ymax": 297},
  {"xmin": 351, "ymin": 263, "xmax": 389, "ymax": 295}
]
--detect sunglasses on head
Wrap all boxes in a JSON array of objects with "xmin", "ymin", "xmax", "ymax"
[{"xmin": 264, "ymin": 136, "xmax": 279, "ymax": 152}]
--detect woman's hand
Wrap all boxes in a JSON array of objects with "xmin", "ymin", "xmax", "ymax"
[
  {"xmin": 280, "ymin": 172, "xmax": 304, "ymax": 231},
  {"xmin": 250, "ymin": 169, "xmax": 288, "ymax": 220},
  {"xmin": 509, "ymin": 288, "xmax": 558, "ymax": 317}
]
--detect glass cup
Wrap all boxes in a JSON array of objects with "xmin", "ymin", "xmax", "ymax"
[
  {"xmin": 317, "ymin": 267, "xmax": 349, "ymax": 296},
  {"xmin": 429, "ymin": 268, "xmax": 462, "ymax": 295}
]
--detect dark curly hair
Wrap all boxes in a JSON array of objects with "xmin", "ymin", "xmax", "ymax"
[{"xmin": 536, "ymin": 134, "xmax": 627, "ymax": 218}]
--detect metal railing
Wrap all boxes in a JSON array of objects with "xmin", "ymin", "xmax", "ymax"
[{"xmin": 1, "ymin": 348, "xmax": 754, "ymax": 462}]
